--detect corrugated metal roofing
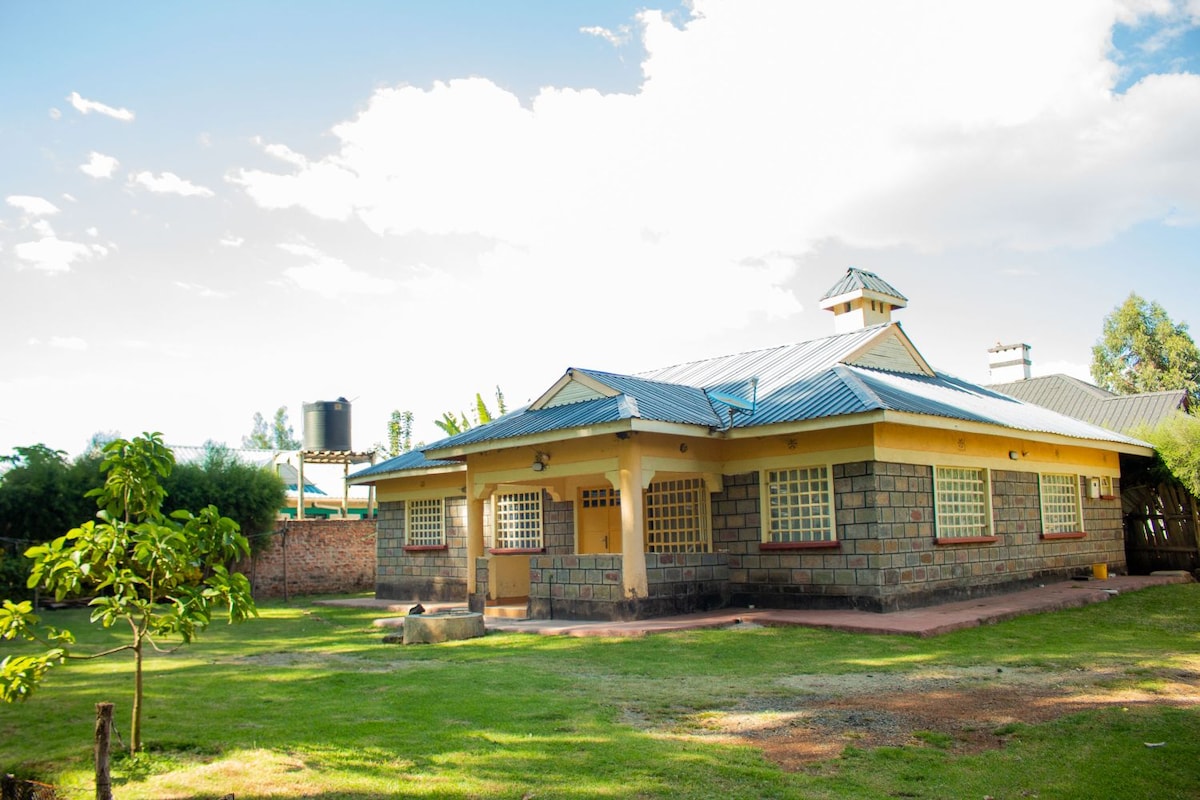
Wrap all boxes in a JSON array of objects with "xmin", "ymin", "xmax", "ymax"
[
  {"xmin": 819, "ymin": 267, "xmax": 908, "ymax": 302},
  {"xmin": 350, "ymin": 324, "xmax": 1152, "ymax": 481},
  {"xmin": 348, "ymin": 448, "xmax": 461, "ymax": 481},
  {"xmin": 989, "ymin": 375, "xmax": 1187, "ymax": 434}
]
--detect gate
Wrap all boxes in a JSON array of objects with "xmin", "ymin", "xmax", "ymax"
[{"xmin": 1123, "ymin": 481, "xmax": 1200, "ymax": 574}]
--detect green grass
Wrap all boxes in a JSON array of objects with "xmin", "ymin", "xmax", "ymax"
[{"xmin": 1, "ymin": 584, "xmax": 1198, "ymax": 799}]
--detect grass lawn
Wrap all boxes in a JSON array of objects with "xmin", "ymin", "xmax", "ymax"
[{"xmin": 1, "ymin": 583, "xmax": 1198, "ymax": 799}]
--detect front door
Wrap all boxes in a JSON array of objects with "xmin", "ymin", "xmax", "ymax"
[{"xmin": 578, "ymin": 486, "xmax": 621, "ymax": 554}]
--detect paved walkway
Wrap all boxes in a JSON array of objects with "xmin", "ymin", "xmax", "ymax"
[{"xmin": 317, "ymin": 572, "xmax": 1194, "ymax": 638}]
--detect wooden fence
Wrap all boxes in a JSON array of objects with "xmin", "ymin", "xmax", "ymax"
[{"xmin": 1123, "ymin": 481, "xmax": 1200, "ymax": 574}]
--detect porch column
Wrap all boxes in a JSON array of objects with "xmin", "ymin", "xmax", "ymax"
[
  {"xmin": 618, "ymin": 439, "xmax": 648, "ymax": 600},
  {"xmin": 466, "ymin": 491, "xmax": 485, "ymax": 596}
]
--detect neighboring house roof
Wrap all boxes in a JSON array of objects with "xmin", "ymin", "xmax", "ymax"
[
  {"xmin": 172, "ymin": 445, "xmax": 368, "ymax": 501},
  {"xmin": 351, "ymin": 323, "xmax": 1149, "ymax": 484},
  {"xmin": 987, "ymin": 374, "xmax": 1189, "ymax": 434}
]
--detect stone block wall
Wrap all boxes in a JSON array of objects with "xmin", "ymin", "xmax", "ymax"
[
  {"xmin": 238, "ymin": 519, "xmax": 376, "ymax": 599},
  {"xmin": 717, "ymin": 463, "xmax": 1128, "ymax": 612},
  {"xmin": 375, "ymin": 498, "xmax": 469, "ymax": 602},
  {"xmin": 527, "ymin": 552, "xmax": 729, "ymax": 620},
  {"xmin": 543, "ymin": 494, "xmax": 574, "ymax": 554}
]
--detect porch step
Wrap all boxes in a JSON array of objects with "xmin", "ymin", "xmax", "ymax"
[{"xmin": 484, "ymin": 602, "xmax": 530, "ymax": 620}]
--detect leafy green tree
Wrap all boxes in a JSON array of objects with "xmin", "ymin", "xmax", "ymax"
[
  {"xmin": 163, "ymin": 442, "xmax": 286, "ymax": 554},
  {"xmin": 1137, "ymin": 413, "xmax": 1200, "ymax": 497},
  {"xmin": 0, "ymin": 446, "xmax": 103, "ymax": 600},
  {"xmin": 0, "ymin": 433, "xmax": 256, "ymax": 754},
  {"xmin": 1092, "ymin": 293, "xmax": 1200, "ymax": 405},
  {"xmin": 242, "ymin": 406, "xmax": 301, "ymax": 449}
]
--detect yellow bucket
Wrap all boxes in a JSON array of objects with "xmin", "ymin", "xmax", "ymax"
[{"xmin": 1092, "ymin": 563, "xmax": 1108, "ymax": 580}]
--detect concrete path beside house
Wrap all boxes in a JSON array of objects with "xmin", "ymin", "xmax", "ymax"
[{"xmin": 316, "ymin": 572, "xmax": 1193, "ymax": 638}]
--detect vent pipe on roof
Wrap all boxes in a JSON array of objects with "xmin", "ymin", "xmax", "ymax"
[{"xmin": 988, "ymin": 343, "xmax": 1032, "ymax": 382}]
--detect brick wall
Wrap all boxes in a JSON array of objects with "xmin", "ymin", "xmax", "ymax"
[
  {"xmin": 238, "ymin": 518, "xmax": 376, "ymax": 599},
  {"xmin": 375, "ymin": 498, "xmax": 469, "ymax": 602}
]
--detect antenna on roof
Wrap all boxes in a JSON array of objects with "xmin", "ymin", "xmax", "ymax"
[{"xmin": 708, "ymin": 377, "xmax": 759, "ymax": 429}]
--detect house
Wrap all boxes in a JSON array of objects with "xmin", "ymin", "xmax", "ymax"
[
  {"xmin": 348, "ymin": 269, "xmax": 1153, "ymax": 619},
  {"xmin": 986, "ymin": 345, "xmax": 1196, "ymax": 574}
]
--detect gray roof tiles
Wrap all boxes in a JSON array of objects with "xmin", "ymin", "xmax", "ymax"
[{"xmin": 988, "ymin": 374, "xmax": 1188, "ymax": 434}]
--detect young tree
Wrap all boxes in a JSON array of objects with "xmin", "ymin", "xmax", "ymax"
[
  {"xmin": 386, "ymin": 410, "xmax": 414, "ymax": 456},
  {"xmin": 0, "ymin": 433, "xmax": 256, "ymax": 754},
  {"xmin": 163, "ymin": 442, "xmax": 286, "ymax": 554},
  {"xmin": 243, "ymin": 406, "xmax": 302, "ymax": 449},
  {"xmin": 1091, "ymin": 293, "xmax": 1200, "ymax": 405},
  {"xmin": 1138, "ymin": 413, "xmax": 1200, "ymax": 498}
]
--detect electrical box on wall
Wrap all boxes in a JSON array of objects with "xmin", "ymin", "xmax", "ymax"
[{"xmin": 1088, "ymin": 477, "xmax": 1102, "ymax": 499}]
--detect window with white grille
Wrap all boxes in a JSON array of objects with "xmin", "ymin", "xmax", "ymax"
[
  {"xmin": 1040, "ymin": 473, "xmax": 1082, "ymax": 534},
  {"xmin": 405, "ymin": 497, "xmax": 445, "ymax": 546},
  {"xmin": 494, "ymin": 490, "xmax": 543, "ymax": 550},
  {"xmin": 934, "ymin": 467, "xmax": 991, "ymax": 538},
  {"xmin": 764, "ymin": 466, "xmax": 834, "ymax": 543},
  {"xmin": 644, "ymin": 478, "xmax": 710, "ymax": 553}
]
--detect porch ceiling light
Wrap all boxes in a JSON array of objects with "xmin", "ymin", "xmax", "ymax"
[{"xmin": 531, "ymin": 450, "xmax": 550, "ymax": 471}]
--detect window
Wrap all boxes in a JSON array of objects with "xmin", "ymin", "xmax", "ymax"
[
  {"xmin": 406, "ymin": 497, "xmax": 445, "ymax": 546},
  {"xmin": 934, "ymin": 466, "xmax": 991, "ymax": 539},
  {"xmin": 1040, "ymin": 473, "xmax": 1083, "ymax": 534},
  {"xmin": 763, "ymin": 466, "xmax": 834, "ymax": 543},
  {"xmin": 645, "ymin": 478, "xmax": 710, "ymax": 553},
  {"xmin": 494, "ymin": 490, "xmax": 543, "ymax": 550}
]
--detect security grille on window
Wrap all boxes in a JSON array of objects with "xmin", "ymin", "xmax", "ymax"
[
  {"xmin": 934, "ymin": 466, "xmax": 991, "ymax": 538},
  {"xmin": 645, "ymin": 478, "xmax": 710, "ymax": 553},
  {"xmin": 494, "ymin": 490, "xmax": 543, "ymax": 550},
  {"xmin": 406, "ymin": 497, "xmax": 445, "ymax": 546},
  {"xmin": 765, "ymin": 466, "xmax": 834, "ymax": 542},
  {"xmin": 1040, "ymin": 473, "xmax": 1082, "ymax": 534}
]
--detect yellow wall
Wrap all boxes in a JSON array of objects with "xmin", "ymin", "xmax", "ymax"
[{"xmin": 489, "ymin": 555, "xmax": 531, "ymax": 600}]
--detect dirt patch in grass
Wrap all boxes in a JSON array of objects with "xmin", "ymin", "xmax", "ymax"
[{"xmin": 670, "ymin": 665, "xmax": 1200, "ymax": 771}]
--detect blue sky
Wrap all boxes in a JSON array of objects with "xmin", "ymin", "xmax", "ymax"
[{"xmin": 2, "ymin": 0, "xmax": 1199, "ymax": 457}]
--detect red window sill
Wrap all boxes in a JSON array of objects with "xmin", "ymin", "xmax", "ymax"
[
  {"xmin": 935, "ymin": 535, "xmax": 999, "ymax": 545},
  {"xmin": 403, "ymin": 545, "xmax": 448, "ymax": 552},
  {"xmin": 1041, "ymin": 531, "xmax": 1086, "ymax": 540},
  {"xmin": 488, "ymin": 548, "xmax": 546, "ymax": 555},
  {"xmin": 760, "ymin": 541, "xmax": 841, "ymax": 551}
]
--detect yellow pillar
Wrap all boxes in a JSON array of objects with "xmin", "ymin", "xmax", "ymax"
[
  {"xmin": 466, "ymin": 492, "xmax": 485, "ymax": 597},
  {"xmin": 618, "ymin": 439, "xmax": 648, "ymax": 600}
]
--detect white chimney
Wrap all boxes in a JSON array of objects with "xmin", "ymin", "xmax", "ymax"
[{"xmin": 988, "ymin": 342, "xmax": 1031, "ymax": 382}]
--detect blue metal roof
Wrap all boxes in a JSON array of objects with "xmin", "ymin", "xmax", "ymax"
[
  {"xmin": 820, "ymin": 267, "xmax": 908, "ymax": 302},
  {"xmin": 352, "ymin": 322, "xmax": 1147, "ymax": 480}
]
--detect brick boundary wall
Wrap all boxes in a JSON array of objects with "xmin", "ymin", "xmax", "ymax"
[{"xmin": 237, "ymin": 518, "xmax": 376, "ymax": 599}]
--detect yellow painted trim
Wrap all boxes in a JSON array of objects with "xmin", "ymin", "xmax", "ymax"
[
  {"xmin": 425, "ymin": 420, "xmax": 636, "ymax": 459},
  {"xmin": 878, "ymin": 411, "xmax": 1153, "ymax": 456},
  {"xmin": 725, "ymin": 446, "xmax": 876, "ymax": 475}
]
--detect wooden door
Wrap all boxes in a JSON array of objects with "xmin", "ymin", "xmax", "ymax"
[{"xmin": 578, "ymin": 486, "xmax": 621, "ymax": 554}]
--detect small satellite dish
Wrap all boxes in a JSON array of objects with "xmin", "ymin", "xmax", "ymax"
[{"xmin": 707, "ymin": 390, "xmax": 755, "ymax": 411}]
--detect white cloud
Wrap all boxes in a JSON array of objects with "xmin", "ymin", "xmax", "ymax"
[
  {"xmin": 174, "ymin": 281, "xmax": 226, "ymax": 298},
  {"xmin": 15, "ymin": 234, "xmax": 109, "ymax": 273},
  {"xmin": 129, "ymin": 171, "xmax": 215, "ymax": 198},
  {"xmin": 219, "ymin": 234, "xmax": 244, "ymax": 248},
  {"xmin": 279, "ymin": 242, "xmax": 399, "ymax": 296},
  {"xmin": 67, "ymin": 91, "xmax": 135, "ymax": 122},
  {"xmin": 6, "ymin": 195, "xmax": 60, "ymax": 216},
  {"xmin": 48, "ymin": 336, "xmax": 88, "ymax": 351},
  {"xmin": 48, "ymin": 107, "xmax": 61, "ymax": 120},
  {"xmin": 80, "ymin": 151, "xmax": 119, "ymax": 179},
  {"xmin": 580, "ymin": 25, "xmax": 632, "ymax": 46}
]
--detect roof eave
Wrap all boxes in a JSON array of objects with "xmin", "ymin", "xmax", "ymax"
[{"xmin": 347, "ymin": 462, "xmax": 466, "ymax": 486}]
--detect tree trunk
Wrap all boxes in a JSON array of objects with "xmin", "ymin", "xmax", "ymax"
[
  {"xmin": 131, "ymin": 638, "xmax": 143, "ymax": 755},
  {"xmin": 95, "ymin": 702, "xmax": 113, "ymax": 800}
]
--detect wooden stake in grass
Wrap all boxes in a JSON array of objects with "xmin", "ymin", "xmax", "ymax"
[{"xmin": 95, "ymin": 702, "xmax": 113, "ymax": 800}]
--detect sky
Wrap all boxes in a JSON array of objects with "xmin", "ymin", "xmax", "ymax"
[{"xmin": 2, "ymin": 0, "xmax": 1199, "ymax": 458}]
